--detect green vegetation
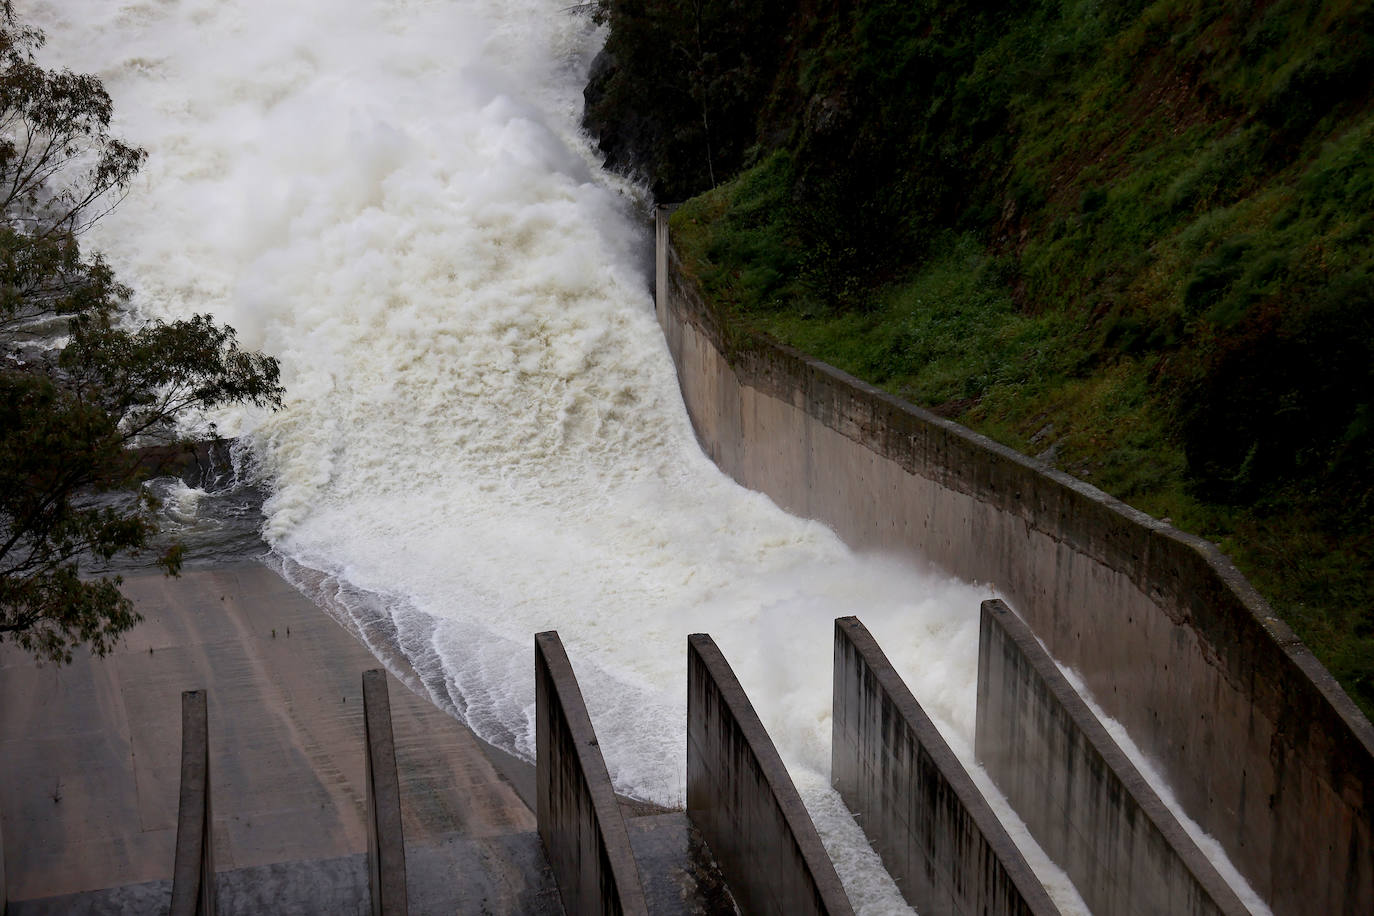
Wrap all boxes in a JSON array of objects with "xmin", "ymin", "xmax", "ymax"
[
  {"xmin": 592, "ymin": 0, "xmax": 1374, "ymax": 715},
  {"xmin": 0, "ymin": 5, "xmax": 283, "ymax": 663}
]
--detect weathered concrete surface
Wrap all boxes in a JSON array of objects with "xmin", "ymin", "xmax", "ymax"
[
  {"xmin": 831, "ymin": 617, "xmax": 1059, "ymax": 916},
  {"xmin": 0, "ymin": 563, "xmax": 538, "ymax": 906},
  {"xmin": 9, "ymin": 878, "xmax": 175, "ymax": 916},
  {"xmin": 362, "ymin": 670, "xmax": 407, "ymax": 915},
  {"xmin": 625, "ymin": 814, "xmax": 738, "ymax": 915},
  {"xmin": 977, "ymin": 599, "xmax": 1250, "ymax": 916},
  {"xmin": 404, "ymin": 831, "xmax": 563, "ymax": 915},
  {"xmin": 656, "ymin": 208, "xmax": 1374, "ymax": 915},
  {"xmin": 11, "ymin": 833, "xmax": 564, "ymax": 916},
  {"xmin": 277, "ymin": 555, "xmax": 543, "ymax": 814},
  {"xmin": 535, "ymin": 630, "xmax": 648, "ymax": 915},
  {"xmin": 171, "ymin": 689, "xmax": 215, "ymax": 916},
  {"xmin": 686, "ymin": 634, "xmax": 852, "ymax": 916}
]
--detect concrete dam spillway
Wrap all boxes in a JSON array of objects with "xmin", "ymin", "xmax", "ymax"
[
  {"xmin": 31, "ymin": 0, "xmax": 1005, "ymax": 910},
  {"xmin": 654, "ymin": 206, "xmax": 1374, "ymax": 915},
  {"xmin": 18, "ymin": 0, "xmax": 1371, "ymax": 913}
]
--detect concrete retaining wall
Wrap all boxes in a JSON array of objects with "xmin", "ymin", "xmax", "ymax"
[
  {"xmin": 831, "ymin": 616, "xmax": 1059, "ymax": 916},
  {"xmin": 534, "ymin": 631, "xmax": 647, "ymax": 916},
  {"xmin": 170, "ymin": 689, "xmax": 215, "ymax": 916},
  {"xmin": 655, "ymin": 207, "xmax": 1374, "ymax": 916},
  {"xmin": 362, "ymin": 670, "xmax": 408, "ymax": 916},
  {"xmin": 686, "ymin": 633, "xmax": 852, "ymax": 916},
  {"xmin": 976, "ymin": 599, "xmax": 1249, "ymax": 916}
]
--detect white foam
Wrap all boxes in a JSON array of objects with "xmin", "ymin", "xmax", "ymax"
[
  {"xmin": 29, "ymin": 1, "xmax": 1094, "ymax": 910},
  {"xmin": 146, "ymin": 478, "xmax": 205, "ymax": 527}
]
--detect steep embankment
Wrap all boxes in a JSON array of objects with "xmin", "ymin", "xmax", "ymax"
[{"xmin": 585, "ymin": 0, "xmax": 1374, "ymax": 715}]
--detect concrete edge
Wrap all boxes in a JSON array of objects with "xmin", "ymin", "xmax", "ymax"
[
  {"xmin": 2, "ymin": 754, "xmax": 6, "ymax": 916},
  {"xmin": 170, "ymin": 689, "xmax": 214, "ymax": 916},
  {"xmin": 534, "ymin": 630, "xmax": 648, "ymax": 916},
  {"xmin": 362, "ymin": 669, "xmax": 409, "ymax": 916},
  {"xmin": 686, "ymin": 633, "xmax": 854, "ymax": 916},
  {"xmin": 833, "ymin": 616, "xmax": 1061, "ymax": 915},
  {"xmin": 659, "ymin": 212, "xmax": 1373, "ymax": 766},
  {"xmin": 977, "ymin": 599, "xmax": 1252, "ymax": 916}
]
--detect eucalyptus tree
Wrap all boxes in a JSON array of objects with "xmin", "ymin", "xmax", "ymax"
[{"xmin": 0, "ymin": 3, "xmax": 283, "ymax": 663}]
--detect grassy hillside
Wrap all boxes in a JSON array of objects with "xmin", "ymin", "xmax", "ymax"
[{"xmin": 588, "ymin": 0, "xmax": 1374, "ymax": 717}]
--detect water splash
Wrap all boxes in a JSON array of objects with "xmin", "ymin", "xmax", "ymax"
[{"xmin": 31, "ymin": 0, "xmax": 1091, "ymax": 910}]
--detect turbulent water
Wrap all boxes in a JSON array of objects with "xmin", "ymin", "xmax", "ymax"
[{"xmin": 27, "ymin": 0, "xmax": 1098, "ymax": 911}]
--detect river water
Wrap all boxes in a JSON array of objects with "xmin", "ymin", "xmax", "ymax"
[{"xmin": 29, "ymin": 0, "xmax": 1095, "ymax": 911}]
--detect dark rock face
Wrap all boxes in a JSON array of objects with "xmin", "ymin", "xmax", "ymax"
[
  {"xmin": 582, "ymin": 48, "xmax": 664, "ymax": 191},
  {"xmin": 579, "ymin": 0, "xmax": 794, "ymax": 203}
]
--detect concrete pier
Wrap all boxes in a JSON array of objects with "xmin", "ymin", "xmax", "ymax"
[
  {"xmin": 170, "ymin": 689, "xmax": 215, "ymax": 916},
  {"xmin": 362, "ymin": 670, "xmax": 408, "ymax": 916},
  {"xmin": 832, "ymin": 617, "xmax": 1058, "ymax": 916},
  {"xmin": 687, "ymin": 633, "xmax": 852, "ymax": 916},
  {"xmin": 976, "ymin": 599, "xmax": 1250, "ymax": 916},
  {"xmin": 535, "ymin": 630, "xmax": 648, "ymax": 916}
]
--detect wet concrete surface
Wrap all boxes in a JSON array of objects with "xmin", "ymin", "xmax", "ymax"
[
  {"xmin": 0, "ymin": 562, "xmax": 736, "ymax": 915},
  {"xmin": 0, "ymin": 563, "xmax": 540, "ymax": 910},
  {"xmin": 627, "ymin": 814, "xmax": 738, "ymax": 915}
]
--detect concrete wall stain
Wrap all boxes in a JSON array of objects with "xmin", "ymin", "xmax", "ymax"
[
  {"xmin": 686, "ymin": 634, "xmax": 853, "ymax": 916},
  {"xmin": 832, "ymin": 616, "xmax": 1059, "ymax": 915},
  {"xmin": 535, "ymin": 631, "xmax": 647, "ymax": 916},
  {"xmin": 655, "ymin": 208, "xmax": 1373, "ymax": 916},
  {"xmin": 977, "ymin": 599, "xmax": 1248, "ymax": 916}
]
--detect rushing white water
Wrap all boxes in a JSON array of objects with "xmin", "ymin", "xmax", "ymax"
[{"xmin": 29, "ymin": 0, "xmax": 1093, "ymax": 911}]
